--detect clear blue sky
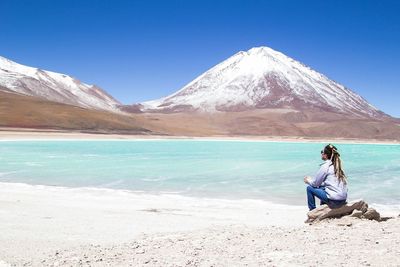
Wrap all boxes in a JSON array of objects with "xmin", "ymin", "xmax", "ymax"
[{"xmin": 1, "ymin": 0, "xmax": 399, "ymax": 117}]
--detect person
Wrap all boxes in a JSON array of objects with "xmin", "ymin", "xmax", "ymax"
[{"xmin": 304, "ymin": 144, "xmax": 348, "ymax": 211}]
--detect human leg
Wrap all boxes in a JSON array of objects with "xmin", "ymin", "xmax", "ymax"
[
  {"xmin": 319, "ymin": 186, "xmax": 328, "ymax": 205},
  {"xmin": 320, "ymin": 200, "xmax": 328, "ymax": 205},
  {"xmin": 306, "ymin": 185, "xmax": 329, "ymax": 211}
]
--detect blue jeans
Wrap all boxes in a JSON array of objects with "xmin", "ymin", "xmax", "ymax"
[{"xmin": 307, "ymin": 185, "xmax": 329, "ymax": 211}]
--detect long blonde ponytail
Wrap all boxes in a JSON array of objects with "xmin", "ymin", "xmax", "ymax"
[{"xmin": 324, "ymin": 144, "xmax": 347, "ymax": 184}]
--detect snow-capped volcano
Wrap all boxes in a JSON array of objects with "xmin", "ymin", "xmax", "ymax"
[
  {"xmin": 141, "ymin": 46, "xmax": 385, "ymax": 118},
  {"xmin": 0, "ymin": 56, "xmax": 120, "ymax": 111}
]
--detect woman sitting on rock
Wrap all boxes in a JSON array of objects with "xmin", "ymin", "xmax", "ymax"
[{"xmin": 304, "ymin": 144, "xmax": 348, "ymax": 211}]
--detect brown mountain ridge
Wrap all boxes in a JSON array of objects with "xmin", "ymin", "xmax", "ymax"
[
  {"xmin": 0, "ymin": 89, "xmax": 151, "ymax": 134},
  {"xmin": 2, "ymin": 88, "xmax": 399, "ymax": 140}
]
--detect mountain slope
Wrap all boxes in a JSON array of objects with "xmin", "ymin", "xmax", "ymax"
[
  {"xmin": 0, "ymin": 89, "xmax": 151, "ymax": 134},
  {"xmin": 0, "ymin": 56, "xmax": 120, "ymax": 111},
  {"xmin": 129, "ymin": 110, "xmax": 400, "ymax": 140},
  {"xmin": 140, "ymin": 47, "xmax": 386, "ymax": 119}
]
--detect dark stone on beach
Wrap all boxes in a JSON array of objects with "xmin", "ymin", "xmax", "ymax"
[
  {"xmin": 142, "ymin": 208, "xmax": 160, "ymax": 213},
  {"xmin": 380, "ymin": 216, "xmax": 393, "ymax": 221},
  {"xmin": 336, "ymin": 220, "xmax": 353, "ymax": 227},
  {"xmin": 350, "ymin": 209, "xmax": 363, "ymax": 218},
  {"xmin": 363, "ymin": 208, "xmax": 381, "ymax": 221}
]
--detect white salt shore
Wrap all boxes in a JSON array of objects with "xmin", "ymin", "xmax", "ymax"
[
  {"xmin": 0, "ymin": 182, "xmax": 306, "ymax": 266},
  {"xmin": 1, "ymin": 182, "xmax": 400, "ymax": 266}
]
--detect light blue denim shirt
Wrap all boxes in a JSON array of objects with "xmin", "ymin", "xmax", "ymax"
[{"xmin": 310, "ymin": 160, "xmax": 348, "ymax": 200}]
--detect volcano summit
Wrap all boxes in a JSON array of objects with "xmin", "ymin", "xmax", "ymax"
[{"xmin": 140, "ymin": 46, "xmax": 386, "ymax": 119}]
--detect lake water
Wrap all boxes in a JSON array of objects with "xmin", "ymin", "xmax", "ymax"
[{"xmin": 0, "ymin": 140, "xmax": 399, "ymax": 207}]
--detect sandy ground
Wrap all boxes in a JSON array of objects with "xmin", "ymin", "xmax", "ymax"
[
  {"xmin": 0, "ymin": 182, "xmax": 307, "ymax": 266},
  {"xmin": 0, "ymin": 129, "xmax": 399, "ymax": 144},
  {"xmin": 0, "ymin": 183, "xmax": 399, "ymax": 266},
  {"xmin": 39, "ymin": 218, "xmax": 400, "ymax": 267}
]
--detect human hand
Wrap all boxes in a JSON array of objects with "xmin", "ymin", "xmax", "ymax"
[{"xmin": 304, "ymin": 176, "xmax": 311, "ymax": 184}]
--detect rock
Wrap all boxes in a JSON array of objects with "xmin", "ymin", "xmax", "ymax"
[
  {"xmin": 306, "ymin": 199, "xmax": 368, "ymax": 223},
  {"xmin": 380, "ymin": 216, "xmax": 394, "ymax": 222},
  {"xmin": 350, "ymin": 209, "xmax": 363, "ymax": 218},
  {"xmin": 306, "ymin": 200, "xmax": 390, "ymax": 223},
  {"xmin": 136, "ymin": 249, "xmax": 145, "ymax": 254},
  {"xmin": 336, "ymin": 220, "xmax": 353, "ymax": 227},
  {"xmin": 362, "ymin": 208, "xmax": 381, "ymax": 221}
]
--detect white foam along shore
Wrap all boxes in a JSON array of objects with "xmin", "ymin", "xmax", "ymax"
[
  {"xmin": 0, "ymin": 182, "xmax": 307, "ymax": 264},
  {"xmin": 0, "ymin": 129, "xmax": 399, "ymax": 145}
]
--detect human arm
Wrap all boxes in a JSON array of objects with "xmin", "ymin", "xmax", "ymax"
[
  {"xmin": 309, "ymin": 163, "xmax": 329, "ymax": 187},
  {"xmin": 304, "ymin": 176, "xmax": 312, "ymax": 184}
]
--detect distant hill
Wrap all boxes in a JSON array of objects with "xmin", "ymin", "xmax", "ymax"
[{"xmin": 0, "ymin": 89, "xmax": 151, "ymax": 134}]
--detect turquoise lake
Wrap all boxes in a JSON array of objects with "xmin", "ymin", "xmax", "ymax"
[{"xmin": 0, "ymin": 140, "xmax": 399, "ymax": 206}]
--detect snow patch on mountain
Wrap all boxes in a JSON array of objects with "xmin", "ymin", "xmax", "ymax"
[
  {"xmin": 141, "ymin": 46, "xmax": 383, "ymax": 118},
  {"xmin": 0, "ymin": 56, "xmax": 120, "ymax": 111}
]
